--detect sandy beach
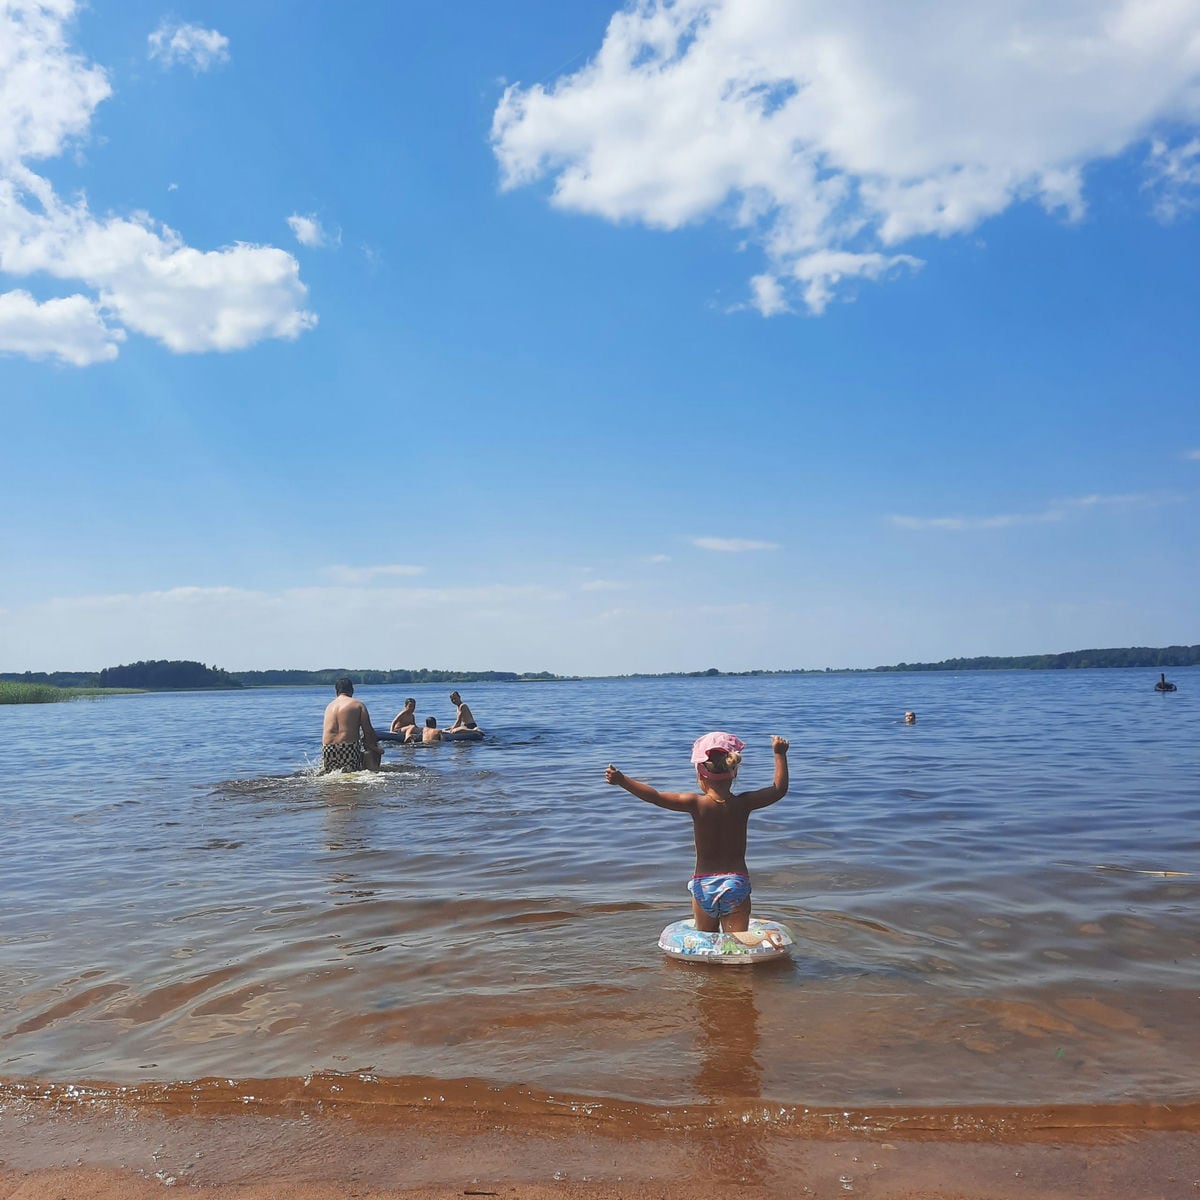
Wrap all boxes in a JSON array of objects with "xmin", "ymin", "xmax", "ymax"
[{"xmin": 3, "ymin": 1084, "xmax": 1199, "ymax": 1200}]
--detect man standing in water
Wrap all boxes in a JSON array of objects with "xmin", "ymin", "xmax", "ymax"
[{"xmin": 321, "ymin": 677, "xmax": 382, "ymax": 772}]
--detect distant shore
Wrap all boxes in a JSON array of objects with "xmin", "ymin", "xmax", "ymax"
[{"xmin": 1, "ymin": 646, "xmax": 1195, "ymax": 702}]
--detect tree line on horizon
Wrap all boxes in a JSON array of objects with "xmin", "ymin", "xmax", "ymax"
[
  {"xmin": 1, "ymin": 646, "xmax": 1195, "ymax": 691},
  {"xmin": 869, "ymin": 645, "xmax": 1200, "ymax": 672},
  {"xmin": 0, "ymin": 661, "xmax": 562, "ymax": 690}
]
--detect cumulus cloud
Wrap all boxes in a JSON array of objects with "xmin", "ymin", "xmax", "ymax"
[
  {"xmin": 287, "ymin": 213, "xmax": 339, "ymax": 248},
  {"xmin": 692, "ymin": 536, "xmax": 781, "ymax": 552},
  {"xmin": 0, "ymin": 288, "xmax": 123, "ymax": 365},
  {"xmin": 322, "ymin": 564, "xmax": 427, "ymax": 585},
  {"xmin": 889, "ymin": 491, "xmax": 1181, "ymax": 530},
  {"xmin": 492, "ymin": 0, "xmax": 1200, "ymax": 313},
  {"xmin": 148, "ymin": 21, "xmax": 230, "ymax": 72},
  {"xmin": 0, "ymin": 1, "xmax": 314, "ymax": 363}
]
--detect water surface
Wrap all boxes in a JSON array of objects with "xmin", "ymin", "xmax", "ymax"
[{"xmin": 1, "ymin": 670, "xmax": 1196, "ymax": 1124}]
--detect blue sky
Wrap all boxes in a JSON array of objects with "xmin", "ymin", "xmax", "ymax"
[{"xmin": 1, "ymin": 0, "xmax": 1198, "ymax": 676}]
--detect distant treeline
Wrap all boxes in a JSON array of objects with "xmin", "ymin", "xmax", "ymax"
[
  {"xmin": 234, "ymin": 668, "xmax": 561, "ymax": 686},
  {"xmin": 0, "ymin": 662, "xmax": 562, "ymax": 691},
  {"xmin": 871, "ymin": 645, "xmax": 1200, "ymax": 672},
  {"xmin": 99, "ymin": 660, "xmax": 244, "ymax": 689},
  {"xmin": 3, "ymin": 647, "xmax": 1194, "ymax": 690}
]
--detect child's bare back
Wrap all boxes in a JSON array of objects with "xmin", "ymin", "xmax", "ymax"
[{"xmin": 605, "ymin": 733, "xmax": 790, "ymax": 933}]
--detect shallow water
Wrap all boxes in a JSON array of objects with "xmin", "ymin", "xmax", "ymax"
[{"xmin": 1, "ymin": 671, "xmax": 1197, "ymax": 1121}]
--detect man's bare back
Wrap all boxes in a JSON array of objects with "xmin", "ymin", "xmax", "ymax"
[{"xmin": 321, "ymin": 678, "xmax": 382, "ymax": 772}]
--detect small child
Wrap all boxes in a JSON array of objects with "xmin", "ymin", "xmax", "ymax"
[{"xmin": 605, "ymin": 732, "xmax": 789, "ymax": 934}]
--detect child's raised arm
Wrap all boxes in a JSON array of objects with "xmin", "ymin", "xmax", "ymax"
[
  {"xmin": 605, "ymin": 764, "xmax": 697, "ymax": 812},
  {"xmin": 745, "ymin": 736, "xmax": 790, "ymax": 810}
]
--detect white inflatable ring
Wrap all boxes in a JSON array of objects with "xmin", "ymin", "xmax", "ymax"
[{"xmin": 658, "ymin": 917, "xmax": 794, "ymax": 965}]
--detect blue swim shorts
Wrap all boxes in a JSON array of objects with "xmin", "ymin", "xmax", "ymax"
[{"xmin": 688, "ymin": 872, "xmax": 751, "ymax": 918}]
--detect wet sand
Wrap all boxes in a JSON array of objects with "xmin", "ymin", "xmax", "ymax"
[{"xmin": 3, "ymin": 1083, "xmax": 1198, "ymax": 1200}]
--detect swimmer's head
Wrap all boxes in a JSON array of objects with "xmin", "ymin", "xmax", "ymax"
[
  {"xmin": 449, "ymin": 691, "xmax": 461, "ymax": 704},
  {"xmin": 904, "ymin": 711, "xmax": 917, "ymax": 724},
  {"xmin": 404, "ymin": 697, "xmax": 415, "ymax": 708},
  {"xmin": 426, "ymin": 716, "xmax": 437, "ymax": 727},
  {"xmin": 335, "ymin": 676, "xmax": 354, "ymax": 696}
]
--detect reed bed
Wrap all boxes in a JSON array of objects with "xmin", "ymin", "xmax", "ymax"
[{"xmin": 0, "ymin": 682, "xmax": 137, "ymax": 704}]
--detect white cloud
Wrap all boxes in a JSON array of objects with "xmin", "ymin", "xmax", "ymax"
[
  {"xmin": 691, "ymin": 536, "xmax": 781, "ymax": 552},
  {"xmin": 1146, "ymin": 135, "xmax": 1200, "ymax": 220},
  {"xmin": 287, "ymin": 213, "xmax": 339, "ymax": 249},
  {"xmin": 322, "ymin": 564, "xmax": 427, "ymax": 585},
  {"xmin": 0, "ymin": 2, "xmax": 314, "ymax": 362},
  {"xmin": 644, "ymin": 553, "xmax": 672, "ymax": 563},
  {"xmin": 889, "ymin": 510, "xmax": 1063, "ymax": 532},
  {"xmin": 746, "ymin": 273, "xmax": 789, "ymax": 317},
  {"xmin": 492, "ymin": 1, "xmax": 1200, "ymax": 313},
  {"xmin": 0, "ymin": 0, "xmax": 110, "ymax": 167},
  {"xmin": 1186, "ymin": 448, "xmax": 1200, "ymax": 460},
  {"xmin": 0, "ymin": 287, "xmax": 123, "ymax": 364},
  {"xmin": 148, "ymin": 21, "xmax": 230, "ymax": 73},
  {"xmin": 580, "ymin": 578, "xmax": 627, "ymax": 591},
  {"xmin": 889, "ymin": 491, "xmax": 1181, "ymax": 530}
]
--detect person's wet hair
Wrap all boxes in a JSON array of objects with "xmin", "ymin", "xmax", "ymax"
[{"xmin": 335, "ymin": 677, "xmax": 354, "ymax": 696}]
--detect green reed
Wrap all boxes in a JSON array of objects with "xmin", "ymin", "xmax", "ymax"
[{"xmin": 0, "ymin": 681, "xmax": 138, "ymax": 704}]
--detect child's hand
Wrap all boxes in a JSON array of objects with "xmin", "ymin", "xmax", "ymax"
[
  {"xmin": 771, "ymin": 736, "xmax": 789, "ymax": 755},
  {"xmin": 605, "ymin": 763, "xmax": 623, "ymax": 785}
]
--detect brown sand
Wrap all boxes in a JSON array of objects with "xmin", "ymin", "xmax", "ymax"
[{"xmin": 2, "ymin": 1090, "xmax": 1198, "ymax": 1200}]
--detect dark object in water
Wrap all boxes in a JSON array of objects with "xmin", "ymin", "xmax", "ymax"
[{"xmin": 1154, "ymin": 673, "xmax": 1178, "ymax": 692}]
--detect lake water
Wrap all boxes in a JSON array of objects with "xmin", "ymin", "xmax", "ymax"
[{"xmin": 1, "ymin": 670, "xmax": 1196, "ymax": 1133}]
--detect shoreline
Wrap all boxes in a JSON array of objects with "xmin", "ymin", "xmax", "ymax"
[
  {"xmin": 4, "ymin": 1072, "xmax": 1200, "ymax": 1139},
  {"xmin": 2, "ymin": 1088, "xmax": 1198, "ymax": 1200}
]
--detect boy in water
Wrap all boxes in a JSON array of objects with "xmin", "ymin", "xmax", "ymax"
[
  {"xmin": 391, "ymin": 697, "xmax": 419, "ymax": 741},
  {"xmin": 448, "ymin": 690, "xmax": 477, "ymax": 731},
  {"xmin": 605, "ymin": 732, "xmax": 789, "ymax": 934}
]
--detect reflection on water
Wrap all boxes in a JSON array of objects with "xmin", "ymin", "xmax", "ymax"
[
  {"xmin": 690, "ymin": 966, "xmax": 763, "ymax": 1103},
  {"xmin": 0, "ymin": 671, "xmax": 1197, "ymax": 1114}
]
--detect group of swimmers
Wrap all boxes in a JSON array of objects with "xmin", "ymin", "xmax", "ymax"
[
  {"xmin": 387, "ymin": 690, "xmax": 477, "ymax": 743},
  {"xmin": 319, "ymin": 678, "xmax": 479, "ymax": 773}
]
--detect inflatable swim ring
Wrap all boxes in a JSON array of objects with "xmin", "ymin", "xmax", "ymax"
[
  {"xmin": 658, "ymin": 918, "xmax": 794, "ymax": 965},
  {"xmin": 377, "ymin": 730, "xmax": 413, "ymax": 743}
]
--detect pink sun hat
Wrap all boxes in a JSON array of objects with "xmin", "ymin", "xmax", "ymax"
[{"xmin": 690, "ymin": 731, "xmax": 746, "ymax": 764}]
